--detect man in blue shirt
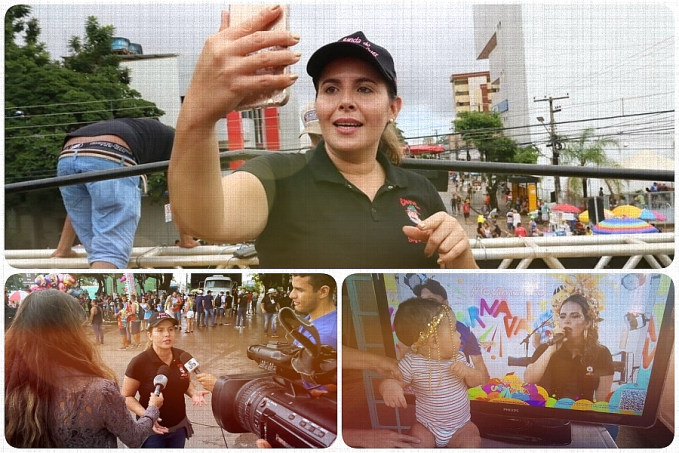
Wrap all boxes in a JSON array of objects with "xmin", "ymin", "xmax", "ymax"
[
  {"xmin": 195, "ymin": 290, "xmax": 205, "ymax": 328},
  {"xmin": 203, "ymin": 290, "xmax": 214, "ymax": 327},
  {"xmin": 290, "ymin": 274, "xmax": 337, "ymax": 350}
]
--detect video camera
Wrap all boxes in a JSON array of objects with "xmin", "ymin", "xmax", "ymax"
[{"xmin": 211, "ymin": 308, "xmax": 337, "ymax": 448}]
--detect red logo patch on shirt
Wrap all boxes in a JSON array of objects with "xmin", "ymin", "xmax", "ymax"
[
  {"xmin": 400, "ymin": 198, "xmax": 424, "ymax": 243},
  {"xmin": 177, "ymin": 363, "xmax": 189, "ymax": 379}
]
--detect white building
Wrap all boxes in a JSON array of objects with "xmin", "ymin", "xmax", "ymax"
[
  {"xmin": 473, "ymin": 5, "xmax": 674, "ymax": 198},
  {"xmin": 120, "ymin": 54, "xmax": 182, "ymax": 129}
]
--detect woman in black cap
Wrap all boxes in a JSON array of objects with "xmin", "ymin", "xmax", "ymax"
[
  {"xmin": 121, "ymin": 312, "xmax": 208, "ymax": 448},
  {"xmin": 169, "ymin": 5, "xmax": 477, "ymax": 270}
]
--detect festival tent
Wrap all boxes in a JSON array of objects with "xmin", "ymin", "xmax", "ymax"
[{"xmin": 618, "ymin": 150, "xmax": 674, "ymax": 192}]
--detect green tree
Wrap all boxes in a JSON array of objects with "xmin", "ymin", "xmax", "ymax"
[
  {"xmin": 5, "ymin": 275, "xmax": 25, "ymax": 291},
  {"xmin": 454, "ymin": 111, "xmax": 538, "ymax": 209},
  {"xmin": 4, "ymin": 6, "xmax": 164, "ymax": 193},
  {"xmin": 251, "ymin": 274, "xmax": 291, "ymax": 293},
  {"xmin": 560, "ymin": 128, "xmax": 621, "ymax": 199}
]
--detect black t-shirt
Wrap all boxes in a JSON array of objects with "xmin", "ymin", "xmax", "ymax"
[
  {"xmin": 536, "ymin": 342, "xmax": 614, "ymax": 401},
  {"xmin": 224, "ymin": 295, "xmax": 233, "ymax": 308},
  {"xmin": 236, "ymin": 294, "xmax": 249, "ymax": 310},
  {"xmin": 278, "ymin": 296, "xmax": 293, "ymax": 310},
  {"xmin": 261, "ymin": 295, "xmax": 278, "ymax": 313},
  {"xmin": 125, "ymin": 347, "xmax": 191, "ymax": 428},
  {"xmin": 203, "ymin": 294, "xmax": 214, "ymax": 310},
  {"xmin": 237, "ymin": 143, "xmax": 445, "ymax": 268},
  {"xmin": 64, "ymin": 118, "xmax": 175, "ymax": 164}
]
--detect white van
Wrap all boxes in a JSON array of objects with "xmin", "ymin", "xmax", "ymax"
[{"xmin": 201, "ymin": 275, "xmax": 236, "ymax": 296}]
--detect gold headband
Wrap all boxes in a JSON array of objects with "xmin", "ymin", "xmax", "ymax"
[{"xmin": 411, "ymin": 305, "xmax": 451, "ymax": 353}]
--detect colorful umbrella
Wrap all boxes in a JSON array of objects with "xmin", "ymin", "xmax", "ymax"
[
  {"xmin": 612, "ymin": 205, "xmax": 642, "ymax": 218},
  {"xmin": 638, "ymin": 209, "xmax": 657, "ymax": 221},
  {"xmin": 592, "ymin": 218, "xmax": 659, "ymax": 234},
  {"xmin": 552, "ymin": 204, "xmax": 582, "ymax": 214},
  {"xmin": 651, "ymin": 210, "xmax": 667, "ymax": 222},
  {"xmin": 8, "ymin": 290, "xmax": 30, "ymax": 303},
  {"xmin": 578, "ymin": 209, "xmax": 614, "ymax": 223}
]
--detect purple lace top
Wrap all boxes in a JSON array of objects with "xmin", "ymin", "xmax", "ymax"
[{"xmin": 47, "ymin": 369, "xmax": 159, "ymax": 448}]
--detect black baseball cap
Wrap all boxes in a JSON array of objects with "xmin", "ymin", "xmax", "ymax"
[
  {"xmin": 148, "ymin": 312, "xmax": 178, "ymax": 328},
  {"xmin": 307, "ymin": 31, "xmax": 397, "ymax": 95}
]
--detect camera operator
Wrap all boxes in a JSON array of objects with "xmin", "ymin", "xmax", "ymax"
[
  {"xmin": 290, "ymin": 274, "xmax": 337, "ymax": 349},
  {"xmin": 196, "ymin": 274, "xmax": 337, "ymax": 393}
]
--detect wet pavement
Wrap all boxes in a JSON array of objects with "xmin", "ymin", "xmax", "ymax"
[{"xmin": 95, "ymin": 311, "xmax": 288, "ymax": 448}]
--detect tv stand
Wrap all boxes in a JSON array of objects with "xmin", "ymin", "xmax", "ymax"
[
  {"xmin": 472, "ymin": 416, "xmax": 617, "ymax": 448},
  {"xmin": 472, "ymin": 413, "xmax": 572, "ymax": 445}
]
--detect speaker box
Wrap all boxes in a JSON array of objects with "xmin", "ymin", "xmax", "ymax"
[{"xmin": 587, "ymin": 197, "xmax": 605, "ymax": 224}]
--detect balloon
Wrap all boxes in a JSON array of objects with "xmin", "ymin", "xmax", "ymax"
[
  {"xmin": 62, "ymin": 274, "xmax": 76, "ymax": 288},
  {"xmin": 35, "ymin": 275, "xmax": 46, "ymax": 287}
]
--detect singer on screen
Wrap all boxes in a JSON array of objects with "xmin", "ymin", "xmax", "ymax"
[
  {"xmin": 121, "ymin": 312, "xmax": 209, "ymax": 448},
  {"xmin": 524, "ymin": 294, "xmax": 614, "ymax": 402}
]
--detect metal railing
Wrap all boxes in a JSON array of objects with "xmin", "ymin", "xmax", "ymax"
[
  {"xmin": 5, "ymin": 149, "xmax": 674, "ymax": 269},
  {"xmin": 5, "ymin": 233, "xmax": 673, "ymax": 269}
]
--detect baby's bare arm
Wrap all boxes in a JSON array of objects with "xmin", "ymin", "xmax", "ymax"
[{"xmin": 379, "ymin": 378, "xmax": 408, "ymax": 408}]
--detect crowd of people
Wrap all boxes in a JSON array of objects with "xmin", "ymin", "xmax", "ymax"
[
  {"xmin": 77, "ymin": 287, "xmax": 297, "ymax": 349},
  {"xmin": 5, "ymin": 272, "xmax": 337, "ymax": 448}
]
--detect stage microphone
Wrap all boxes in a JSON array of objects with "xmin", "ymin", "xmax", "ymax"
[
  {"xmin": 154, "ymin": 365, "xmax": 170, "ymax": 396},
  {"xmin": 180, "ymin": 352, "xmax": 201, "ymax": 374},
  {"xmin": 546, "ymin": 333, "xmax": 566, "ymax": 346}
]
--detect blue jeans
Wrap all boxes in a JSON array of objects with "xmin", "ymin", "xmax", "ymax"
[
  {"xmin": 142, "ymin": 427, "xmax": 187, "ymax": 448},
  {"xmin": 92, "ymin": 323, "xmax": 104, "ymax": 343},
  {"xmin": 174, "ymin": 309, "xmax": 182, "ymax": 326},
  {"xmin": 236, "ymin": 308, "xmax": 247, "ymax": 327},
  {"xmin": 263, "ymin": 313, "xmax": 277, "ymax": 334},
  {"xmin": 204, "ymin": 308, "xmax": 214, "ymax": 326},
  {"xmin": 57, "ymin": 154, "xmax": 141, "ymax": 269}
]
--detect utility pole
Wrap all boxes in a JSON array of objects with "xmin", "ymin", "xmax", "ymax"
[{"xmin": 534, "ymin": 94, "xmax": 569, "ymax": 203}]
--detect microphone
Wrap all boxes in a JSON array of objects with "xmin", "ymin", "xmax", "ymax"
[
  {"xmin": 153, "ymin": 365, "xmax": 170, "ymax": 396},
  {"xmin": 180, "ymin": 352, "xmax": 201, "ymax": 374},
  {"xmin": 546, "ymin": 332, "xmax": 566, "ymax": 346}
]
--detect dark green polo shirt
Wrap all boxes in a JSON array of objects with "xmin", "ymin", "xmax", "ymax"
[
  {"xmin": 125, "ymin": 347, "xmax": 191, "ymax": 428},
  {"xmin": 237, "ymin": 144, "xmax": 445, "ymax": 268}
]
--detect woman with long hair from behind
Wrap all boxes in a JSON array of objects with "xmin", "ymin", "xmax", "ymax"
[{"xmin": 5, "ymin": 289, "xmax": 163, "ymax": 448}]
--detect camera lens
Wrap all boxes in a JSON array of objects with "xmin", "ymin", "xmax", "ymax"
[{"xmin": 236, "ymin": 377, "xmax": 281, "ymax": 434}]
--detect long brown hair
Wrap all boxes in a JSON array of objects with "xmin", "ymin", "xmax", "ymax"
[
  {"xmin": 5, "ymin": 290, "xmax": 116, "ymax": 447},
  {"xmin": 559, "ymin": 294, "xmax": 600, "ymax": 366}
]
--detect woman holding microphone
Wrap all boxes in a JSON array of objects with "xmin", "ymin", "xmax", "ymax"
[
  {"xmin": 122, "ymin": 312, "xmax": 209, "ymax": 448},
  {"xmin": 5, "ymin": 290, "xmax": 163, "ymax": 448}
]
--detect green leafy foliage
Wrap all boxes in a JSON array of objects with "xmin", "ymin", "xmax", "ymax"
[
  {"xmin": 560, "ymin": 128, "xmax": 620, "ymax": 199},
  {"xmin": 454, "ymin": 111, "xmax": 538, "ymax": 209},
  {"xmin": 4, "ymin": 6, "xmax": 165, "ymax": 200}
]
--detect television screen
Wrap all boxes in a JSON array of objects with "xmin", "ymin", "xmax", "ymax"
[{"xmin": 379, "ymin": 273, "xmax": 674, "ymax": 440}]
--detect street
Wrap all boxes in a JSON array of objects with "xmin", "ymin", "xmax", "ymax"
[{"xmin": 95, "ymin": 311, "xmax": 279, "ymax": 448}]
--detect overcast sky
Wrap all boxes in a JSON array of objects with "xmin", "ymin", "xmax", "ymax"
[
  {"xmin": 23, "ymin": 2, "xmax": 676, "ymax": 147},
  {"xmin": 28, "ymin": 2, "xmax": 488, "ymax": 140}
]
